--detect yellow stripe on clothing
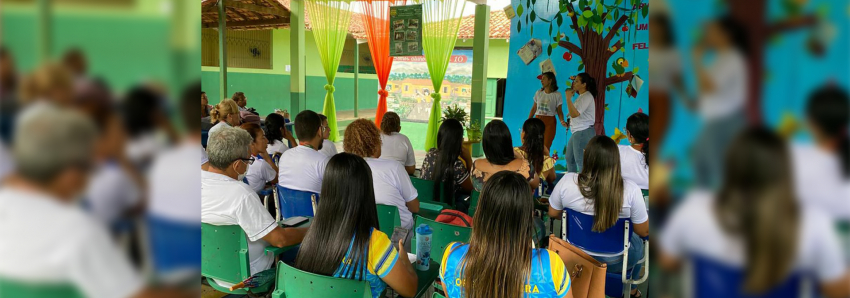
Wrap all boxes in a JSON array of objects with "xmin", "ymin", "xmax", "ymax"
[
  {"xmin": 546, "ymin": 249, "xmax": 570, "ymax": 297},
  {"xmin": 368, "ymin": 230, "xmax": 399, "ymax": 277}
]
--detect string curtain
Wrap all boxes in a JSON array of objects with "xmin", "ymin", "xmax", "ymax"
[
  {"xmin": 419, "ymin": 0, "xmax": 466, "ymax": 150},
  {"xmin": 360, "ymin": 0, "xmax": 404, "ymax": 127},
  {"xmin": 306, "ymin": 0, "xmax": 354, "ymax": 142}
]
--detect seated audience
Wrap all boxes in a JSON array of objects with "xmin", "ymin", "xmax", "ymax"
[
  {"xmin": 548, "ymin": 136, "xmax": 648, "ymax": 298},
  {"xmin": 208, "ymin": 98, "xmax": 241, "ymax": 137},
  {"xmin": 0, "ymin": 104, "xmax": 190, "ymax": 298},
  {"xmin": 343, "ymin": 119, "xmax": 419, "ymax": 237},
  {"xmin": 202, "ymin": 125, "xmax": 308, "ymax": 288},
  {"xmin": 379, "ymin": 112, "xmax": 416, "ymax": 175},
  {"xmin": 232, "ymin": 91, "xmax": 248, "ymax": 112},
  {"xmin": 619, "ymin": 112, "xmax": 649, "ymax": 189},
  {"xmin": 516, "ymin": 118, "xmax": 557, "ymax": 186},
  {"xmin": 419, "ymin": 119, "xmax": 473, "ymax": 209},
  {"xmin": 471, "ymin": 120, "xmax": 537, "ymax": 192},
  {"xmin": 277, "ymin": 110, "xmax": 329, "ymax": 194},
  {"xmin": 295, "ymin": 153, "xmax": 418, "ymax": 298},
  {"xmin": 659, "ymin": 127, "xmax": 850, "ymax": 298},
  {"xmin": 317, "ymin": 114, "xmax": 338, "ymax": 157},
  {"xmin": 240, "ymin": 123, "xmax": 278, "ymax": 193},
  {"xmin": 264, "ymin": 113, "xmax": 296, "ymax": 157},
  {"xmin": 441, "ymin": 171, "xmax": 572, "ymax": 298},
  {"xmin": 201, "ymin": 91, "xmax": 213, "ymax": 131}
]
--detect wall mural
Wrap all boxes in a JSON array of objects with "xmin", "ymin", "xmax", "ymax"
[{"xmin": 387, "ymin": 48, "xmax": 474, "ymax": 122}]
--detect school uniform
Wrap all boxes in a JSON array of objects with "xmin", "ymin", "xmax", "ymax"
[
  {"xmin": 277, "ymin": 145, "xmax": 329, "ymax": 194},
  {"xmin": 319, "ymin": 139, "xmax": 338, "ymax": 157},
  {"xmin": 365, "ymin": 157, "xmax": 418, "ymax": 230},
  {"xmin": 618, "ymin": 145, "xmax": 649, "ymax": 189},
  {"xmin": 380, "ymin": 132, "xmax": 417, "ymax": 168},
  {"xmin": 332, "ymin": 229, "xmax": 399, "ymax": 298},
  {"xmin": 149, "ymin": 141, "xmax": 202, "ymax": 224},
  {"xmin": 246, "ymin": 154, "xmax": 277, "ymax": 193},
  {"xmin": 791, "ymin": 143, "xmax": 850, "ymax": 220},
  {"xmin": 208, "ymin": 121, "xmax": 230, "ymax": 137},
  {"xmin": 84, "ymin": 161, "xmax": 141, "ymax": 228},
  {"xmin": 266, "ymin": 139, "xmax": 289, "ymax": 156}
]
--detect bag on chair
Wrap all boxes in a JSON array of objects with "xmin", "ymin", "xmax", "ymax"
[
  {"xmin": 548, "ymin": 235, "xmax": 607, "ymax": 298},
  {"xmin": 435, "ymin": 210, "xmax": 472, "ymax": 227}
]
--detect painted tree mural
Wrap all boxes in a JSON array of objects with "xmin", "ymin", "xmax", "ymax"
[{"xmin": 515, "ymin": 0, "xmax": 648, "ymax": 135}]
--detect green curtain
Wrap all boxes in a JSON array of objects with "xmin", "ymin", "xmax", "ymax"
[
  {"xmin": 420, "ymin": 0, "xmax": 466, "ymax": 150},
  {"xmin": 306, "ymin": 0, "xmax": 353, "ymax": 142}
]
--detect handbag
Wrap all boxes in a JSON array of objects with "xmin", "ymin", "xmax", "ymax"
[{"xmin": 548, "ymin": 235, "xmax": 607, "ymax": 298}]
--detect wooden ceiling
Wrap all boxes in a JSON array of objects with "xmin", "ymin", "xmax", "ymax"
[{"xmin": 201, "ymin": 0, "xmax": 291, "ymax": 30}]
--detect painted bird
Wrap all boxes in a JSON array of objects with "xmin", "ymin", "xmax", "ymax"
[
  {"xmin": 613, "ymin": 57, "xmax": 629, "ymax": 77},
  {"xmin": 611, "ymin": 127, "xmax": 627, "ymax": 143}
]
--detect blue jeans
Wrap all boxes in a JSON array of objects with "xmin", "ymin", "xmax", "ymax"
[
  {"xmin": 593, "ymin": 233, "xmax": 645, "ymax": 290},
  {"xmin": 565, "ymin": 126, "xmax": 595, "ymax": 172},
  {"xmin": 693, "ymin": 111, "xmax": 745, "ymax": 190}
]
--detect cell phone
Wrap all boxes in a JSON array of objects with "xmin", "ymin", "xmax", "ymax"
[
  {"xmin": 280, "ymin": 216, "xmax": 308, "ymax": 227},
  {"xmin": 390, "ymin": 227, "xmax": 409, "ymax": 251}
]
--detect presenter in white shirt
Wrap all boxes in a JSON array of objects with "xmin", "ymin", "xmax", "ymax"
[
  {"xmin": 528, "ymin": 71, "xmax": 569, "ymax": 149},
  {"xmin": 563, "ymin": 72, "xmax": 598, "ymax": 172},
  {"xmin": 618, "ymin": 112, "xmax": 649, "ymax": 189}
]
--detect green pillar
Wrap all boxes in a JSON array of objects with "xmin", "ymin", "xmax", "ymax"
[
  {"xmin": 354, "ymin": 40, "xmax": 359, "ymax": 118},
  {"xmin": 470, "ymin": 3, "xmax": 489, "ymax": 157},
  {"xmin": 217, "ymin": 0, "xmax": 228, "ymax": 99},
  {"xmin": 38, "ymin": 0, "xmax": 51, "ymax": 61},
  {"xmin": 289, "ymin": 0, "xmax": 307, "ymax": 114}
]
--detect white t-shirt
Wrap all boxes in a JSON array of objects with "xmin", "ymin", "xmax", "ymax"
[
  {"xmin": 791, "ymin": 143, "xmax": 850, "ymax": 220},
  {"xmin": 0, "ymin": 188, "xmax": 143, "ymax": 298},
  {"xmin": 549, "ymin": 173, "xmax": 648, "ymax": 256},
  {"xmin": 247, "ymin": 155, "xmax": 277, "ymax": 193},
  {"xmin": 618, "ymin": 145, "xmax": 649, "ymax": 189},
  {"xmin": 0, "ymin": 140, "xmax": 14, "ymax": 182},
  {"xmin": 266, "ymin": 139, "xmax": 289, "ymax": 156},
  {"xmin": 647, "ymin": 47, "xmax": 682, "ymax": 93},
  {"xmin": 533, "ymin": 89, "xmax": 563, "ymax": 117},
  {"xmin": 319, "ymin": 139, "xmax": 338, "ymax": 157},
  {"xmin": 148, "ymin": 141, "xmax": 202, "ymax": 223},
  {"xmin": 380, "ymin": 132, "xmax": 417, "ymax": 167},
  {"xmin": 660, "ymin": 191, "xmax": 846, "ymax": 283},
  {"xmin": 277, "ymin": 145, "xmax": 330, "ymax": 194},
  {"xmin": 84, "ymin": 162, "xmax": 141, "ymax": 226},
  {"xmin": 569, "ymin": 91, "xmax": 595, "ymax": 133},
  {"xmin": 201, "ymin": 146, "xmax": 209, "ymax": 166},
  {"xmin": 201, "ymin": 171, "xmax": 277, "ymax": 288},
  {"xmin": 366, "ymin": 157, "xmax": 419, "ymax": 230},
  {"xmin": 698, "ymin": 49, "xmax": 747, "ymax": 121},
  {"xmin": 208, "ymin": 121, "xmax": 230, "ymax": 137}
]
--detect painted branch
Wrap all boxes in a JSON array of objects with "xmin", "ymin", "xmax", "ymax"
[
  {"xmin": 604, "ymin": 40, "xmax": 623, "ymax": 60},
  {"xmin": 605, "ymin": 71, "xmax": 633, "ymax": 85},
  {"xmin": 768, "ymin": 15, "xmax": 817, "ymax": 36},
  {"xmin": 564, "ymin": 3, "xmax": 583, "ymax": 37},
  {"xmin": 603, "ymin": 14, "xmax": 629, "ymax": 44},
  {"xmin": 558, "ymin": 40, "xmax": 584, "ymax": 58}
]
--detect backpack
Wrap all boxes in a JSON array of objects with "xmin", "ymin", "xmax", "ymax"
[{"xmin": 435, "ymin": 209, "xmax": 473, "ymax": 227}]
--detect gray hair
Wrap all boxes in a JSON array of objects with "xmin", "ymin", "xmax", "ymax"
[
  {"xmin": 13, "ymin": 103, "xmax": 97, "ymax": 183},
  {"xmin": 207, "ymin": 126, "xmax": 252, "ymax": 170}
]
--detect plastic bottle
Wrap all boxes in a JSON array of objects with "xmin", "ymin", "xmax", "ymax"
[{"xmin": 415, "ymin": 223, "xmax": 432, "ymax": 271}]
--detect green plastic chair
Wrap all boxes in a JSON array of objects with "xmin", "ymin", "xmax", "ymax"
[
  {"xmin": 410, "ymin": 215, "xmax": 472, "ymax": 262},
  {"xmin": 468, "ymin": 190, "xmax": 481, "ymax": 217},
  {"xmin": 641, "ymin": 189, "xmax": 649, "ymax": 209},
  {"xmin": 271, "ymin": 261, "xmax": 371, "ymax": 298},
  {"xmin": 433, "ymin": 293, "xmax": 447, "ymax": 298},
  {"xmin": 411, "ymin": 177, "xmax": 453, "ymax": 209},
  {"xmin": 376, "ymin": 204, "xmax": 402, "ymax": 237},
  {"xmin": 202, "ymin": 223, "xmax": 291, "ymax": 295},
  {"xmin": 0, "ymin": 278, "xmax": 83, "ymax": 298}
]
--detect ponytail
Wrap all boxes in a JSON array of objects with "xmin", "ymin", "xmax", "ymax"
[
  {"xmin": 626, "ymin": 112, "xmax": 649, "ymax": 167},
  {"xmin": 806, "ymin": 86, "xmax": 850, "ymax": 178},
  {"xmin": 210, "ymin": 104, "xmax": 222, "ymax": 123},
  {"xmin": 576, "ymin": 72, "xmax": 598, "ymax": 98},
  {"xmin": 210, "ymin": 98, "xmax": 239, "ymax": 124},
  {"xmin": 522, "ymin": 118, "xmax": 547, "ymax": 174}
]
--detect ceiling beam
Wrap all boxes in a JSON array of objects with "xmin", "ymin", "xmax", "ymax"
[
  {"xmin": 223, "ymin": 0, "xmax": 289, "ymax": 17},
  {"xmin": 202, "ymin": 17, "xmax": 290, "ymax": 29}
]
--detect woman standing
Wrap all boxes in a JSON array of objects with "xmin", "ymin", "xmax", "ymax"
[
  {"xmin": 528, "ymin": 72, "xmax": 569, "ymax": 149},
  {"xmin": 564, "ymin": 73, "xmax": 598, "ymax": 173}
]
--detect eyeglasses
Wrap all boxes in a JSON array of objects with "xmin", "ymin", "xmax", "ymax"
[{"xmin": 236, "ymin": 157, "xmax": 255, "ymax": 165}]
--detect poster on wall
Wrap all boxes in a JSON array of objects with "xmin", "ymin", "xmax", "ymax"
[
  {"xmin": 386, "ymin": 49, "xmax": 473, "ymax": 122},
  {"xmin": 389, "ymin": 4, "xmax": 423, "ymax": 57}
]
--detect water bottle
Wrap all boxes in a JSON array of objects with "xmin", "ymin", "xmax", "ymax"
[{"xmin": 415, "ymin": 224, "xmax": 432, "ymax": 271}]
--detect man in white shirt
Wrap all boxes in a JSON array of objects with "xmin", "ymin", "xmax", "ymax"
[
  {"xmin": 317, "ymin": 114, "xmax": 338, "ymax": 158},
  {"xmin": 277, "ymin": 110, "xmax": 330, "ymax": 194},
  {"xmin": 233, "ymin": 91, "xmax": 248, "ymax": 112},
  {"xmin": 202, "ymin": 125, "xmax": 308, "ymax": 288},
  {"xmin": 0, "ymin": 104, "xmax": 190, "ymax": 298}
]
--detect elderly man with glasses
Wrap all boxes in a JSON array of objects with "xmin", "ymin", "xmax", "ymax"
[{"xmin": 201, "ymin": 125, "xmax": 307, "ymax": 289}]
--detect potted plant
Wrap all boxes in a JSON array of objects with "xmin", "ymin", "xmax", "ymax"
[
  {"xmin": 466, "ymin": 119, "xmax": 482, "ymax": 142},
  {"xmin": 441, "ymin": 104, "xmax": 468, "ymax": 126}
]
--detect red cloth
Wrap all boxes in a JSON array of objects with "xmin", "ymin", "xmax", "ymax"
[{"xmin": 361, "ymin": 0, "xmax": 403, "ymax": 127}]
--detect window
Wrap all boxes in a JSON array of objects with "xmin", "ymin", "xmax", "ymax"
[
  {"xmin": 202, "ymin": 29, "xmax": 272, "ymax": 69},
  {"xmin": 462, "ymin": 88, "xmax": 467, "ymax": 93},
  {"xmin": 443, "ymin": 87, "xmax": 448, "ymax": 93},
  {"xmin": 387, "ymin": 85, "xmax": 392, "ymax": 91},
  {"xmin": 404, "ymin": 85, "xmax": 409, "ymax": 92}
]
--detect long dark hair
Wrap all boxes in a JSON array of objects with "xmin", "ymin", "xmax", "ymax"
[
  {"xmin": 295, "ymin": 153, "xmax": 379, "ymax": 280},
  {"xmin": 806, "ymin": 86, "xmax": 849, "ymax": 178},
  {"xmin": 715, "ymin": 127, "xmax": 798, "ymax": 293},
  {"xmin": 521, "ymin": 118, "xmax": 546, "ymax": 174},
  {"xmin": 626, "ymin": 112, "xmax": 649, "ymax": 167},
  {"xmin": 539, "ymin": 72, "xmax": 558, "ymax": 92},
  {"xmin": 482, "ymin": 120, "xmax": 515, "ymax": 166},
  {"xmin": 576, "ymin": 72, "xmax": 598, "ymax": 98},
  {"xmin": 716, "ymin": 16, "xmax": 749, "ymax": 55},
  {"xmin": 264, "ymin": 113, "xmax": 285, "ymax": 143},
  {"xmin": 651, "ymin": 13, "xmax": 675, "ymax": 47},
  {"xmin": 459, "ymin": 171, "xmax": 534, "ymax": 298},
  {"xmin": 578, "ymin": 136, "xmax": 624, "ymax": 232},
  {"xmin": 433, "ymin": 119, "xmax": 465, "ymax": 205}
]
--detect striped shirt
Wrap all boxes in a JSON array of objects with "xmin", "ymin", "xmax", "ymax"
[{"xmin": 334, "ymin": 228, "xmax": 400, "ymax": 297}]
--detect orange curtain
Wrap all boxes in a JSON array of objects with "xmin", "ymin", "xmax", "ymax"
[{"xmin": 361, "ymin": 0, "xmax": 402, "ymax": 127}]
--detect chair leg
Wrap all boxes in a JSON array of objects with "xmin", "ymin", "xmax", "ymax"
[{"xmin": 274, "ymin": 189, "xmax": 281, "ymax": 222}]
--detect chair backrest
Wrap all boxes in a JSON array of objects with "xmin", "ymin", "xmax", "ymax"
[
  {"xmin": 201, "ymin": 130, "xmax": 209, "ymax": 148},
  {"xmin": 146, "ymin": 215, "xmax": 201, "ymax": 274},
  {"xmin": 275, "ymin": 261, "xmax": 371, "ymax": 298},
  {"xmin": 376, "ymin": 204, "xmax": 402, "ymax": 238},
  {"xmin": 411, "ymin": 215, "xmax": 472, "ymax": 262},
  {"xmin": 468, "ymin": 190, "xmax": 481, "ymax": 217},
  {"xmin": 563, "ymin": 208, "xmax": 630, "ymax": 255},
  {"xmin": 201, "ymin": 223, "xmax": 251, "ymax": 284},
  {"xmin": 276, "ymin": 185, "xmax": 319, "ymax": 218},
  {"xmin": 410, "ymin": 177, "xmax": 452, "ymax": 208},
  {"xmin": 0, "ymin": 278, "xmax": 83, "ymax": 298},
  {"xmin": 692, "ymin": 255, "xmax": 810, "ymax": 298}
]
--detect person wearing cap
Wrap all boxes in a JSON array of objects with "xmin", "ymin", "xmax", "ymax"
[{"xmin": 528, "ymin": 72, "xmax": 569, "ymax": 149}]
